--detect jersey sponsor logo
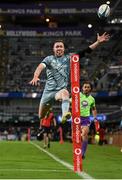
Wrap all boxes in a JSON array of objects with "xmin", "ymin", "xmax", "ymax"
[{"xmin": 82, "ymin": 100, "xmax": 88, "ymax": 107}]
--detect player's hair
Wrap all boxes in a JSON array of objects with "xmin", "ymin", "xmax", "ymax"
[
  {"xmin": 53, "ymin": 39, "xmax": 65, "ymax": 47},
  {"xmin": 81, "ymin": 81, "xmax": 93, "ymax": 90}
]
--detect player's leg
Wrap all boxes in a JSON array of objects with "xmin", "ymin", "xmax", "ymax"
[
  {"xmin": 43, "ymin": 133, "xmax": 48, "ymax": 148},
  {"xmin": 48, "ymin": 131, "xmax": 51, "ymax": 148},
  {"xmin": 46, "ymin": 128, "xmax": 51, "ymax": 148},
  {"xmin": 42, "ymin": 127, "xmax": 47, "ymax": 148},
  {"xmin": 81, "ymin": 126, "xmax": 89, "ymax": 159},
  {"xmin": 55, "ymin": 89, "xmax": 71, "ymax": 123},
  {"xmin": 39, "ymin": 89, "xmax": 53, "ymax": 120}
]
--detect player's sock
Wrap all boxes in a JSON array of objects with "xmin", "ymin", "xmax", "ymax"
[
  {"xmin": 62, "ymin": 112, "xmax": 71, "ymax": 123},
  {"xmin": 61, "ymin": 100, "xmax": 71, "ymax": 123},
  {"xmin": 62, "ymin": 100, "xmax": 70, "ymax": 115},
  {"xmin": 48, "ymin": 139, "xmax": 50, "ymax": 148},
  {"xmin": 82, "ymin": 140, "xmax": 88, "ymax": 158},
  {"xmin": 43, "ymin": 145, "xmax": 47, "ymax": 149}
]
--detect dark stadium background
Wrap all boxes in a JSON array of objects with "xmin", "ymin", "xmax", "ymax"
[{"xmin": 0, "ymin": 0, "xmax": 122, "ymax": 146}]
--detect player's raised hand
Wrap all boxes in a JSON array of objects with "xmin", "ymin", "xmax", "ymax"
[
  {"xmin": 29, "ymin": 77, "xmax": 40, "ymax": 86},
  {"xmin": 97, "ymin": 32, "xmax": 110, "ymax": 43}
]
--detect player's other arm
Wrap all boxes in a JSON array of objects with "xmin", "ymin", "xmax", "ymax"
[
  {"xmin": 29, "ymin": 63, "xmax": 46, "ymax": 86},
  {"xmin": 92, "ymin": 106, "xmax": 100, "ymax": 131},
  {"xmin": 53, "ymin": 117, "xmax": 57, "ymax": 127},
  {"xmin": 89, "ymin": 32, "xmax": 110, "ymax": 50},
  {"xmin": 92, "ymin": 106, "xmax": 97, "ymax": 120}
]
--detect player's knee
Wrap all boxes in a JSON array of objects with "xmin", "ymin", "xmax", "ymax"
[
  {"xmin": 62, "ymin": 89, "xmax": 69, "ymax": 100},
  {"xmin": 82, "ymin": 132, "xmax": 88, "ymax": 140},
  {"xmin": 82, "ymin": 128, "xmax": 89, "ymax": 137}
]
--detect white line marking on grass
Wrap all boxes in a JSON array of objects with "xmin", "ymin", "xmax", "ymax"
[
  {"xmin": 0, "ymin": 169, "xmax": 69, "ymax": 172},
  {"xmin": 30, "ymin": 141, "xmax": 94, "ymax": 179}
]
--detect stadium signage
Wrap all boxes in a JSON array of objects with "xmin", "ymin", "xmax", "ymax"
[
  {"xmin": 46, "ymin": 8, "xmax": 97, "ymax": 15},
  {"xmin": 0, "ymin": 3, "xmax": 98, "ymax": 15},
  {"xmin": 74, "ymin": 117, "xmax": 80, "ymax": 124},
  {"xmin": 45, "ymin": 2, "xmax": 97, "ymax": 15},
  {"xmin": 73, "ymin": 87, "xmax": 79, "ymax": 93},
  {"xmin": 73, "ymin": 94, "xmax": 79, "ymax": 113},
  {"xmin": 0, "ymin": 8, "xmax": 42, "ymax": 15},
  {"xmin": 0, "ymin": 29, "xmax": 82, "ymax": 37},
  {"xmin": 71, "ymin": 54, "xmax": 82, "ymax": 172},
  {"xmin": 75, "ymin": 148, "xmax": 81, "ymax": 155},
  {"xmin": 0, "ymin": 4, "xmax": 44, "ymax": 15},
  {"xmin": 75, "ymin": 124, "xmax": 81, "ymax": 144}
]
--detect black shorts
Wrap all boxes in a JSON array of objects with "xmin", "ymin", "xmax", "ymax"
[{"xmin": 42, "ymin": 126, "xmax": 51, "ymax": 134}]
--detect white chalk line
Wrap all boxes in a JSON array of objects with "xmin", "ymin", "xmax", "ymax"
[
  {"xmin": 0, "ymin": 168, "xmax": 70, "ymax": 172},
  {"xmin": 30, "ymin": 141, "xmax": 94, "ymax": 179}
]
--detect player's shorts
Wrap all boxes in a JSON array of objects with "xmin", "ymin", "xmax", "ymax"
[
  {"xmin": 80, "ymin": 116, "xmax": 90, "ymax": 127},
  {"xmin": 40, "ymin": 89, "xmax": 59, "ymax": 105},
  {"xmin": 42, "ymin": 126, "xmax": 51, "ymax": 134}
]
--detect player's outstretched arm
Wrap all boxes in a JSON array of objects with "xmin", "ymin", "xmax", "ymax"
[
  {"xmin": 29, "ymin": 63, "xmax": 45, "ymax": 86},
  {"xmin": 89, "ymin": 32, "xmax": 110, "ymax": 50}
]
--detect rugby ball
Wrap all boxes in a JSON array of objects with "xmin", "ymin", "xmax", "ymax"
[{"xmin": 97, "ymin": 4, "xmax": 110, "ymax": 19}]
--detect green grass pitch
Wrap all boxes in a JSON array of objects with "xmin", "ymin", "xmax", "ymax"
[{"xmin": 0, "ymin": 141, "xmax": 122, "ymax": 179}]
